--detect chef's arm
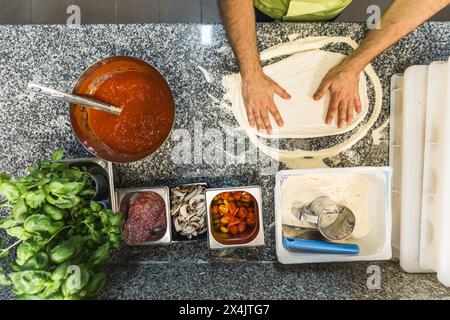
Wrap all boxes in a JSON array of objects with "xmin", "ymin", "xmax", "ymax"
[
  {"xmin": 217, "ymin": 0, "xmax": 261, "ymax": 82},
  {"xmin": 314, "ymin": 0, "xmax": 450, "ymax": 128},
  {"xmin": 217, "ymin": 0, "xmax": 291, "ymax": 134},
  {"xmin": 340, "ymin": 0, "xmax": 450, "ymax": 73}
]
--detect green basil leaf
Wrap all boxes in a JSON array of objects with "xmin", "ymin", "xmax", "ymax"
[
  {"xmin": 90, "ymin": 201, "xmax": 101, "ymax": 212},
  {"xmin": 88, "ymin": 243, "xmax": 110, "ymax": 266},
  {"xmin": 0, "ymin": 267, "xmax": 12, "ymax": 286},
  {"xmin": 63, "ymin": 294, "xmax": 81, "ymax": 300},
  {"xmin": 107, "ymin": 233, "xmax": 122, "ymax": 248},
  {"xmin": 0, "ymin": 216, "xmax": 20, "ymax": 230},
  {"xmin": 16, "ymin": 294, "xmax": 42, "ymax": 300},
  {"xmin": 47, "ymin": 181, "xmax": 84, "ymax": 197},
  {"xmin": 88, "ymin": 230, "xmax": 102, "ymax": 244},
  {"xmin": 50, "ymin": 244, "xmax": 76, "ymax": 264},
  {"xmin": 12, "ymin": 199, "xmax": 28, "ymax": 222},
  {"xmin": 0, "ymin": 172, "xmax": 11, "ymax": 183},
  {"xmin": 40, "ymin": 280, "xmax": 62, "ymax": 298},
  {"xmin": 79, "ymin": 189, "xmax": 96, "ymax": 197},
  {"xmin": 0, "ymin": 249, "xmax": 10, "ymax": 259},
  {"xmin": 85, "ymin": 272, "xmax": 106, "ymax": 298},
  {"xmin": 9, "ymin": 270, "xmax": 51, "ymax": 295},
  {"xmin": 51, "ymin": 262, "xmax": 70, "ymax": 281},
  {"xmin": 38, "ymin": 160, "xmax": 50, "ymax": 169},
  {"xmin": 49, "ymin": 162, "xmax": 65, "ymax": 172},
  {"xmin": 23, "ymin": 214, "xmax": 64, "ymax": 235},
  {"xmin": 8, "ymin": 262, "xmax": 22, "ymax": 272},
  {"xmin": 63, "ymin": 182, "xmax": 84, "ymax": 196},
  {"xmin": 22, "ymin": 252, "xmax": 49, "ymax": 270},
  {"xmin": 16, "ymin": 240, "xmax": 40, "ymax": 266},
  {"xmin": 24, "ymin": 190, "xmax": 46, "ymax": 209},
  {"xmin": 62, "ymin": 169, "xmax": 83, "ymax": 182},
  {"xmin": 49, "ymin": 236, "xmax": 83, "ymax": 264},
  {"xmin": 46, "ymin": 194, "xmax": 80, "ymax": 209},
  {"xmin": 42, "ymin": 203, "xmax": 65, "ymax": 221},
  {"xmin": 6, "ymin": 227, "xmax": 31, "ymax": 240},
  {"xmin": 46, "ymin": 181, "xmax": 65, "ymax": 194},
  {"xmin": 0, "ymin": 181, "xmax": 20, "ymax": 202},
  {"xmin": 51, "ymin": 149, "xmax": 64, "ymax": 161},
  {"xmin": 45, "ymin": 292, "xmax": 65, "ymax": 300},
  {"xmin": 108, "ymin": 212, "xmax": 123, "ymax": 227},
  {"xmin": 62, "ymin": 265, "xmax": 90, "ymax": 296}
]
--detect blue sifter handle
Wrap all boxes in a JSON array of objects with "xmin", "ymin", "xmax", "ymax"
[{"xmin": 283, "ymin": 237, "xmax": 360, "ymax": 254}]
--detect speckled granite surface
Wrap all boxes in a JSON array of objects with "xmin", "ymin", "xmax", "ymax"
[{"xmin": 1, "ymin": 23, "xmax": 450, "ymax": 300}]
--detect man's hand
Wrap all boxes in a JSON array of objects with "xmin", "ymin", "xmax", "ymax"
[
  {"xmin": 313, "ymin": 59, "xmax": 362, "ymax": 128},
  {"xmin": 313, "ymin": 0, "xmax": 450, "ymax": 129},
  {"xmin": 242, "ymin": 74, "xmax": 291, "ymax": 134},
  {"xmin": 217, "ymin": 0, "xmax": 291, "ymax": 134}
]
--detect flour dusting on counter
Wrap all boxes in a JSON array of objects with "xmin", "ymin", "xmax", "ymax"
[
  {"xmin": 197, "ymin": 65, "xmax": 214, "ymax": 83},
  {"xmin": 372, "ymin": 119, "xmax": 390, "ymax": 145}
]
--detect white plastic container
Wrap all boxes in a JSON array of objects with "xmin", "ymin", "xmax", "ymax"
[
  {"xmin": 390, "ymin": 60, "xmax": 450, "ymax": 287},
  {"xmin": 275, "ymin": 167, "xmax": 392, "ymax": 264}
]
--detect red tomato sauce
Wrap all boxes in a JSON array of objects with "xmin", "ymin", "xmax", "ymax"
[{"xmin": 87, "ymin": 70, "xmax": 174, "ymax": 155}]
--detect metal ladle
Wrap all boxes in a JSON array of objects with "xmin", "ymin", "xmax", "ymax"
[{"xmin": 27, "ymin": 82, "xmax": 122, "ymax": 116}]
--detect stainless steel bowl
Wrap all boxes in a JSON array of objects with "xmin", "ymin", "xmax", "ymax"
[{"xmin": 69, "ymin": 56, "xmax": 175, "ymax": 163}]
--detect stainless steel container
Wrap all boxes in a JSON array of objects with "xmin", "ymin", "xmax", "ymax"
[
  {"xmin": 59, "ymin": 157, "xmax": 118, "ymax": 211},
  {"xmin": 169, "ymin": 183, "xmax": 208, "ymax": 242},
  {"xmin": 205, "ymin": 186, "xmax": 265, "ymax": 249},
  {"xmin": 116, "ymin": 187, "xmax": 172, "ymax": 245}
]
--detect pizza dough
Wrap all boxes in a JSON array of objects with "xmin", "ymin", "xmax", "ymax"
[
  {"xmin": 222, "ymin": 36, "xmax": 383, "ymax": 168},
  {"xmin": 226, "ymin": 49, "xmax": 369, "ymax": 138}
]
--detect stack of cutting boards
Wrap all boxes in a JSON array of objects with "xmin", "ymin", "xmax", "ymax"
[{"xmin": 390, "ymin": 59, "xmax": 450, "ymax": 287}]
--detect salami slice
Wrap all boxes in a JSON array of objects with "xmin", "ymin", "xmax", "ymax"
[{"xmin": 123, "ymin": 192, "xmax": 167, "ymax": 244}]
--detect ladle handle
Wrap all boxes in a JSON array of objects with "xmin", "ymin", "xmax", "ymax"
[{"xmin": 27, "ymin": 82, "xmax": 122, "ymax": 116}]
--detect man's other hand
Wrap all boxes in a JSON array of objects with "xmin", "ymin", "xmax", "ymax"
[
  {"xmin": 313, "ymin": 59, "xmax": 362, "ymax": 128},
  {"xmin": 242, "ymin": 74, "xmax": 291, "ymax": 134}
]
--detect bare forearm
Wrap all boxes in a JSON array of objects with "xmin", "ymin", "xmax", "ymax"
[
  {"xmin": 217, "ymin": 0, "xmax": 262, "ymax": 80},
  {"xmin": 347, "ymin": 0, "xmax": 450, "ymax": 72}
]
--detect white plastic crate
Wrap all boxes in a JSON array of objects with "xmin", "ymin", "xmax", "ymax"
[{"xmin": 390, "ymin": 59, "xmax": 450, "ymax": 287}]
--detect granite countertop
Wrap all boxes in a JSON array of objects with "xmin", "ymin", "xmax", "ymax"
[{"xmin": 1, "ymin": 22, "xmax": 450, "ymax": 300}]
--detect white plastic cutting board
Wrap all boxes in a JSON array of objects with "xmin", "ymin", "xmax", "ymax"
[
  {"xmin": 389, "ymin": 74, "xmax": 404, "ymax": 259},
  {"xmin": 399, "ymin": 65, "xmax": 433, "ymax": 273},
  {"xmin": 436, "ymin": 60, "xmax": 450, "ymax": 287},
  {"xmin": 420, "ymin": 61, "xmax": 448, "ymax": 271},
  {"xmin": 391, "ymin": 61, "xmax": 450, "ymax": 287}
]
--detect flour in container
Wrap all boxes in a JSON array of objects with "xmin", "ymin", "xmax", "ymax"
[{"xmin": 281, "ymin": 173, "xmax": 371, "ymax": 240}]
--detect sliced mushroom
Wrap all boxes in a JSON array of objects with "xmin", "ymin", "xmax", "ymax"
[
  {"xmin": 170, "ymin": 202, "xmax": 183, "ymax": 216},
  {"xmin": 170, "ymin": 184, "xmax": 206, "ymax": 239},
  {"xmin": 189, "ymin": 194, "xmax": 205, "ymax": 210},
  {"xmin": 179, "ymin": 204, "xmax": 189, "ymax": 218}
]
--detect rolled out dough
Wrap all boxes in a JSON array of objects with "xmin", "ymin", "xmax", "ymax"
[
  {"xmin": 226, "ymin": 49, "xmax": 369, "ymax": 139},
  {"xmin": 222, "ymin": 36, "xmax": 383, "ymax": 169},
  {"xmin": 281, "ymin": 173, "xmax": 371, "ymax": 240}
]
